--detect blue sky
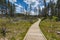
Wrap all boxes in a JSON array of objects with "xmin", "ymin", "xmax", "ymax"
[
  {"xmin": 9, "ymin": 0, "xmax": 57, "ymax": 15},
  {"xmin": 15, "ymin": 0, "xmax": 28, "ymax": 10}
]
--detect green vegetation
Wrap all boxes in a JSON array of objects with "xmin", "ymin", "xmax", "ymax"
[
  {"xmin": 40, "ymin": 18, "xmax": 60, "ymax": 40},
  {"xmin": 0, "ymin": 18, "xmax": 37, "ymax": 40}
]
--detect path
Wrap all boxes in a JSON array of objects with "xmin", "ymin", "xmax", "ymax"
[{"xmin": 23, "ymin": 19, "xmax": 47, "ymax": 40}]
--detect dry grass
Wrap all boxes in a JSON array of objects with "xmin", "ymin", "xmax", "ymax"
[
  {"xmin": 40, "ymin": 19, "xmax": 60, "ymax": 40},
  {"xmin": 0, "ymin": 18, "xmax": 37, "ymax": 40}
]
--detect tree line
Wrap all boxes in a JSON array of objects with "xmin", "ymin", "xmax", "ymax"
[
  {"xmin": 40, "ymin": 0, "xmax": 60, "ymax": 19},
  {"xmin": 0, "ymin": 0, "xmax": 15, "ymax": 17}
]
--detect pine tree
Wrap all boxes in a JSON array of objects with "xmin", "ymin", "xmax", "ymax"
[
  {"xmin": 57, "ymin": 0, "xmax": 60, "ymax": 18},
  {"xmin": 43, "ymin": 0, "xmax": 47, "ymax": 17}
]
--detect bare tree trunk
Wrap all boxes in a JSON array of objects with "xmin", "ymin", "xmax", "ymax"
[
  {"xmin": 43, "ymin": 0, "xmax": 47, "ymax": 17},
  {"xmin": 1, "ymin": 10, "xmax": 3, "ymax": 17}
]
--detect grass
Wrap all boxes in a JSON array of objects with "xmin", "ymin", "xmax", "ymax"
[
  {"xmin": 39, "ymin": 18, "xmax": 60, "ymax": 40},
  {"xmin": 0, "ymin": 17, "xmax": 37, "ymax": 40}
]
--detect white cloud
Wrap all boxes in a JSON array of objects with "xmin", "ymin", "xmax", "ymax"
[
  {"xmin": 15, "ymin": 3, "xmax": 26, "ymax": 13},
  {"xmin": 54, "ymin": 0, "xmax": 57, "ymax": 3},
  {"xmin": 9, "ymin": 0, "xmax": 17, "ymax": 3},
  {"xmin": 46, "ymin": 0, "xmax": 50, "ymax": 3},
  {"xmin": 15, "ymin": 3, "xmax": 23, "ymax": 8},
  {"xmin": 13, "ymin": 0, "xmax": 17, "ymax": 2},
  {"xmin": 30, "ymin": 11, "xmax": 36, "ymax": 15},
  {"xmin": 46, "ymin": 0, "xmax": 57, "ymax": 3},
  {"xmin": 40, "ymin": 6, "xmax": 44, "ymax": 10},
  {"xmin": 16, "ymin": 7, "xmax": 24, "ymax": 13},
  {"xmin": 24, "ymin": 0, "xmax": 40, "ymax": 9},
  {"xmin": 24, "ymin": 0, "xmax": 42, "ymax": 15},
  {"xmin": 31, "ymin": 1, "xmax": 39, "ymax": 7},
  {"xmin": 24, "ymin": 0, "xmax": 39, "ymax": 4},
  {"xmin": 30, "ymin": 10, "xmax": 39, "ymax": 15}
]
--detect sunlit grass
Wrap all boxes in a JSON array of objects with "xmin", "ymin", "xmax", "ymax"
[
  {"xmin": 40, "ymin": 19, "xmax": 60, "ymax": 40},
  {"xmin": 0, "ymin": 18, "xmax": 37, "ymax": 40}
]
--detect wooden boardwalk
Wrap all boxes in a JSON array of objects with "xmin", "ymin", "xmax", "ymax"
[{"xmin": 23, "ymin": 19, "xmax": 47, "ymax": 40}]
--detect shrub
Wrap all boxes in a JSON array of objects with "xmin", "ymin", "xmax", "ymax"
[
  {"xmin": 52, "ymin": 16, "xmax": 58, "ymax": 21},
  {"xmin": 10, "ymin": 37, "xmax": 16, "ymax": 40}
]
